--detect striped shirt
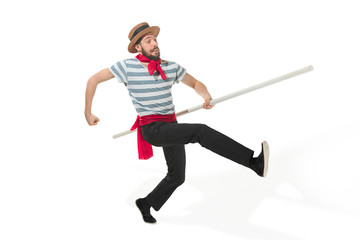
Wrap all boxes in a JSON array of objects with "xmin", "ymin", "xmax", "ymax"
[{"xmin": 109, "ymin": 58, "xmax": 187, "ymax": 116}]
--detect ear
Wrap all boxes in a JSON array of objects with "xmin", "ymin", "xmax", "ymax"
[{"xmin": 135, "ymin": 44, "xmax": 142, "ymax": 53}]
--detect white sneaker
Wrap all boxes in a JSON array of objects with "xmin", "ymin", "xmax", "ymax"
[{"xmin": 261, "ymin": 141, "xmax": 270, "ymax": 177}]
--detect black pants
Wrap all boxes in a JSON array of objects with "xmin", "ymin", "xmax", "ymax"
[{"xmin": 141, "ymin": 121, "xmax": 254, "ymax": 211}]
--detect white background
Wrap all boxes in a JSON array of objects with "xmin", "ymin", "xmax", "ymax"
[{"xmin": 1, "ymin": 0, "xmax": 359, "ymax": 239}]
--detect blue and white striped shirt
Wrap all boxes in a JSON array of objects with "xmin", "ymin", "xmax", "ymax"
[{"xmin": 109, "ymin": 58, "xmax": 187, "ymax": 116}]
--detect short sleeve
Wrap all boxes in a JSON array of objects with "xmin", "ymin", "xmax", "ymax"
[
  {"xmin": 175, "ymin": 64, "xmax": 187, "ymax": 84},
  {"xmin": 109, "ymin": 60, "xmax": 128, "ymax": 84}
]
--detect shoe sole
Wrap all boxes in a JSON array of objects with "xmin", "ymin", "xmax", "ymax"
[{"xmin": 262, "ymin": 141, "xmax": 270, "ymax": 177}]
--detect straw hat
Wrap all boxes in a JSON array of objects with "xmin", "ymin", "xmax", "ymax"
[{"xmin": 128, "ymin": 22, "xmax": 160, "ymax": 53}]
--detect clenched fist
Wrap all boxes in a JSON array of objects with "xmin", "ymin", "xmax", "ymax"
[{"xmin": 85, "ymin": 113, "xmax": 100, "ymax": 126}]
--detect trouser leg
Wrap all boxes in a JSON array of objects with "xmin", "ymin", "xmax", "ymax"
[
  {"xmin": 143, "ymin": 121, "xmax": 254, "ymax": 167},
  {"xmin": 145, "ymin": 144, "xmax": 186, "ymax": 211},
  {"xmin": 141, "ymin": 121, "xmax": 254, "ymax": 211}
]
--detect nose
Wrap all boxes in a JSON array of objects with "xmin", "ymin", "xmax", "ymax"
[{"xmin": 152, "ymin": 40, "xmax": 158, "ymax": 48}]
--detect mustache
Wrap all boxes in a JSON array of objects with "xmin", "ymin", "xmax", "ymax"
[{"xmin": 151, "ymin": 47, "xmax": 159, "ymax": 52}]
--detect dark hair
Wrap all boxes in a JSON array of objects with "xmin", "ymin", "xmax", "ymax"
[{"xmin": 135, "ymin": 37, "xmax": 143, "ymax": 45}]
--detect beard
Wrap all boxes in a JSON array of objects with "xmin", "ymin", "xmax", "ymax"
[{"xmin": 141, "ymin": 46, "xmax": 161, "ymax": 61}]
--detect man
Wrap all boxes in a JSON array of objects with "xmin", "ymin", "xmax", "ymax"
[{"xmin": 85, "ymin": 22, "xmax": 269, "ymax": 224}]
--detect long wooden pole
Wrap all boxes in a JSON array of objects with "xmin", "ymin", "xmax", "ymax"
[{"xmin": 112, "ymin": 65, "xmax": 313, "ymax": 139}]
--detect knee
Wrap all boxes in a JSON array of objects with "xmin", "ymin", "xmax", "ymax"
[
  {"xmin": 166, "ymin": 173, "xmax": 185, "ymax": 187},
  {"xmin": 192, "ymin": 124, "xmax": 211, "ymax": 143},
  {"xmin": 196, "ymin": 123, "xmax": 209, "ymax": 130},
  {"xmin": 177, "ymin": 175, "xmax": 185, "ymax": 186}
]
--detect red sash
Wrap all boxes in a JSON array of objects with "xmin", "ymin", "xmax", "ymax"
[{"xmin": 130, "ymin": 114, "xmax": 176, "ymax": 159}]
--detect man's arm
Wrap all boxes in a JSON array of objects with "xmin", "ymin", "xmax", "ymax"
[
  {"xmin": 85, "ymin": 68, "xmax": 114, "ymax": 126},
  {"xmin": 181, "ymin": 73, "xmax": 214, "ymax": 109}
]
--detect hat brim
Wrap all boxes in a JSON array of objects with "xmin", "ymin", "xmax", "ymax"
[{"xmin": 128, "ymin": 26, "xmax": 160, "ymax": 53}]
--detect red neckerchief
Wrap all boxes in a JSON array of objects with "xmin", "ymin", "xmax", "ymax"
[
  {"xmin": 130, "ymin": 114, "xmax": 177, "ymax": 160},
  {"xmin": 136, "ymin": 54, "xmax": 167, "ymax": 80}
]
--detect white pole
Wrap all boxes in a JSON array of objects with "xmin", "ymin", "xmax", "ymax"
[{"xmin": 112, "ymin": 65, "xmax": 313, "ymax": 139}]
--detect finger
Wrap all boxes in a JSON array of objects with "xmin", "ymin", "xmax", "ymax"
[
  {"xmin": 91, "ymin": 118, "xmax": 100, "ymax": 126},
  {"xmin": 206, "ymin": 104, "xmax": 214, "ymax": 109}
]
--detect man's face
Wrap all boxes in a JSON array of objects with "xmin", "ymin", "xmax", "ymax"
[{"xmin": 136, "ymin": 34, "xmax": 160, "ymax": 60}]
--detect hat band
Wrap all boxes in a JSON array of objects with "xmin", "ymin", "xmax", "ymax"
[{"xmin": 130, "ymin": 24, "xmax": 150, "ymax": 41}]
